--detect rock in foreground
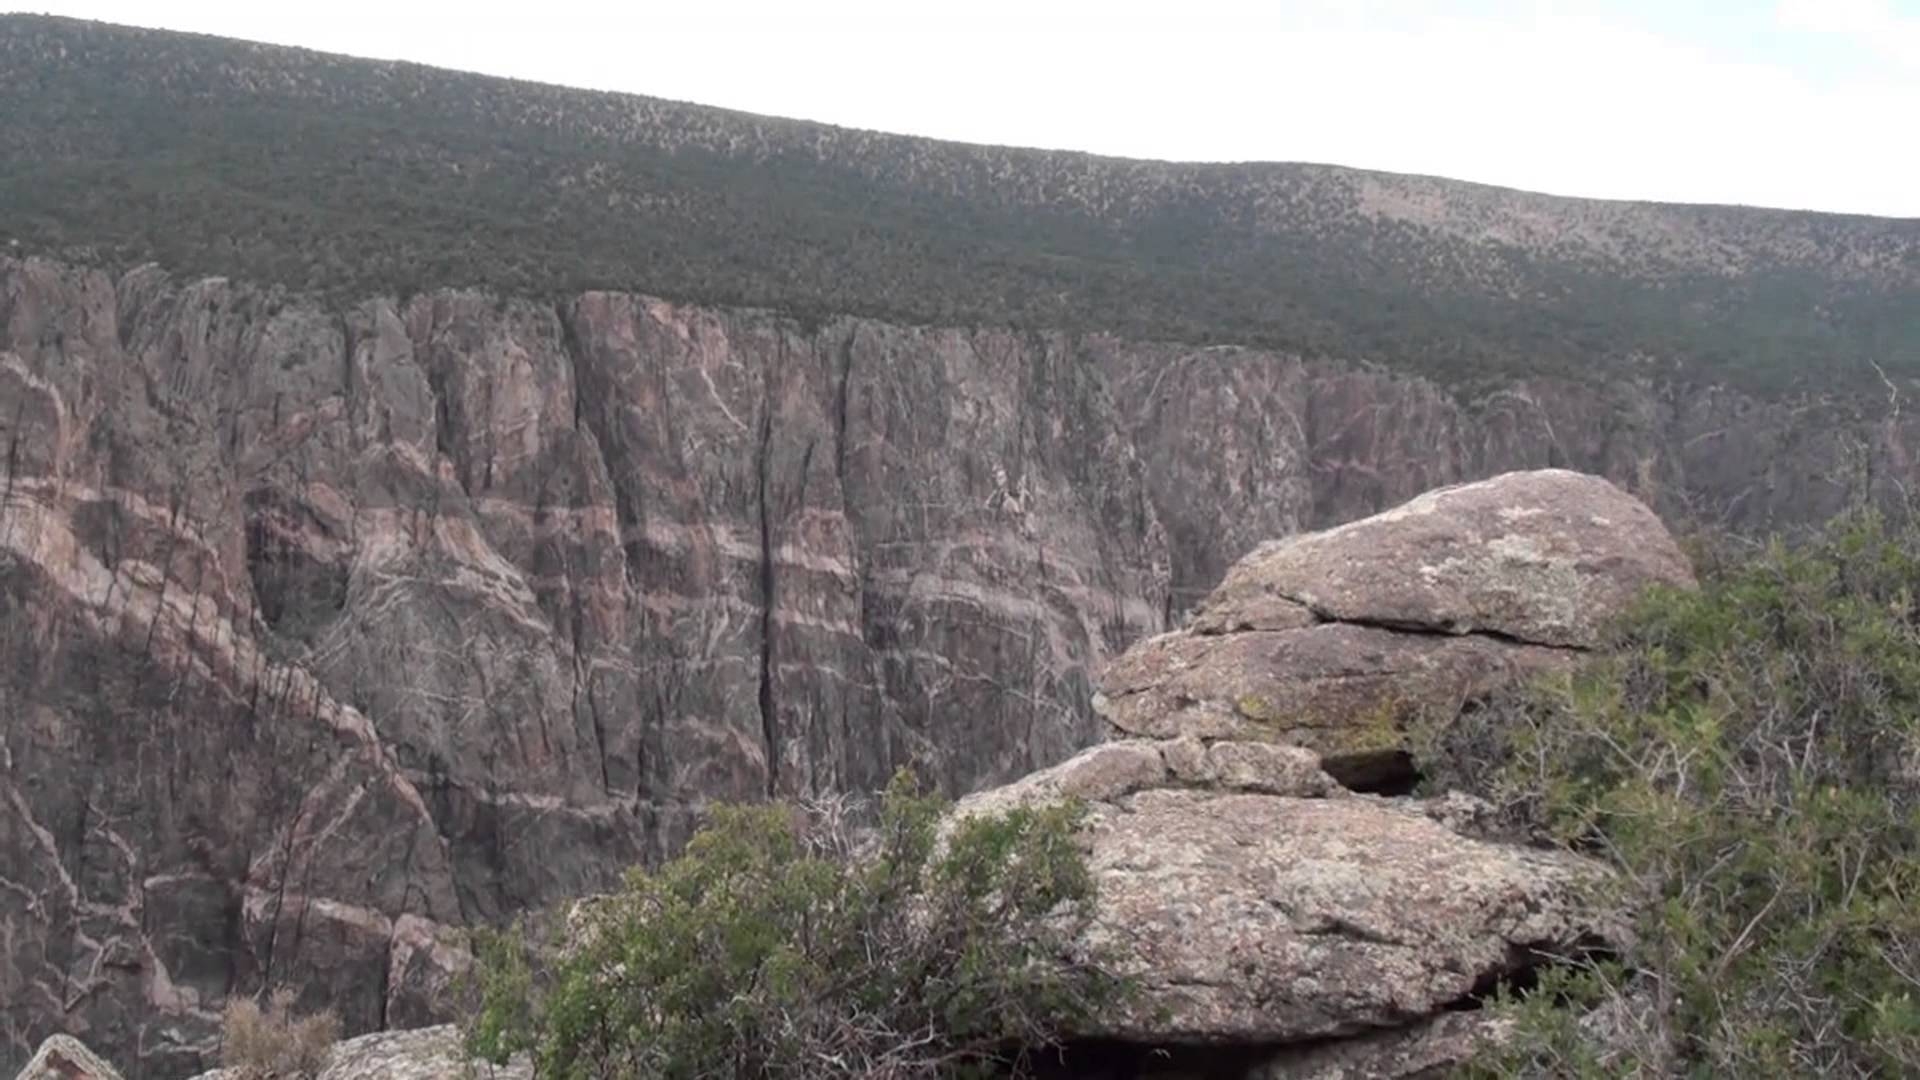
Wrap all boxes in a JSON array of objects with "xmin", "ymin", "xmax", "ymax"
[
  {"xmin": 953, "ymin": 743, "xmax": 1622, "ymax": 1052},
  {"xmin": 13, "ymin": 1036, "xmax": 121, "ymax": 1080},
  {"xmin": 188, "ymin": 1025, "xmax": 527, "ymax": 1080},
  {"xmin": 954, "ymin": 470, "xmax": 1687, "ymax": 1075}
]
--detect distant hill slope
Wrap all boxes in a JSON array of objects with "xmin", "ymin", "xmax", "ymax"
[{"xmin": 2, "ymin": 14, "xmax": 1917, "ymax": 393}]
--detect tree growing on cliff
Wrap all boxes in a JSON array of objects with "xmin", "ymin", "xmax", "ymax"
[
  {"xmin": 1439, "ymin": 513, "xmax": 1920, "ymax": 1076},
  {"xmin": 462, "ymin": 770, "xmax": 1123, "ymax": 1079}
]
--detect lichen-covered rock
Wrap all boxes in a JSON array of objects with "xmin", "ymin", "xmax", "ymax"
[
  {"xmin": 1071, "ymin": 789, "xmax": 1619, "ymax": 1045},
  {"xmin": 944, "ymin": 738, "xmax": 1620, "ymax": 1068},
  {"xmin": 943, "ymin": 470, "xmax": 1680, "ymax": 1070},
  {"xmin": 1096, "ymin": 622, "xmax": 1571, "ymax": 784},
  {"xmin": 187, "ymin": 1025, "xmax": 527, "ymax": 1080},
  {"xmin": 1188, "ymin": 469, "xmax": 1695, "ymax": 648},
  {"xmin": 13, "ymin": 1035, "xmax": 122, "ymax": 1080},
  {"xmin": 1095, "ymin": 469, "xmax": 1692, "ymax": 786}
]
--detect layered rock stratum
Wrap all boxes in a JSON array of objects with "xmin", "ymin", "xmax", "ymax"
[{"xmin": 0, "ymin": 250, "xmax": 1828, "ymax": 1078}]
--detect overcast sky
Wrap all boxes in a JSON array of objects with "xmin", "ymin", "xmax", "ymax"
[{"xmin": 9, "ymin": 0, "xmax": 1920, "ymax": 218}]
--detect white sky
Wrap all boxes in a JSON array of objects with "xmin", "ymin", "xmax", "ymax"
[{"xmin": 9, "ymin": 0, "xmax": 1920, "ymax": 218}]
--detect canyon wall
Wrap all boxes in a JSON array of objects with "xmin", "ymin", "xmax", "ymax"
[{"xmin": 2, "ymin": 255, "xmax": 1914, "ymax": 1075}]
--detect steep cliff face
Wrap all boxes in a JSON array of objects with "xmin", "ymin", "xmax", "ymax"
[{"xmin": 4, "ymin": 255, "xmax": 1919, "ymax": 1076}]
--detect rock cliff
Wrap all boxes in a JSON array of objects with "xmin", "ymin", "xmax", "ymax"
[{"xmin": 0, "ymin": 253, "xmax": 1890, "ymax": 1076}]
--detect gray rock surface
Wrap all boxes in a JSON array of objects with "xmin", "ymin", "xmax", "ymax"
[
  {"xmin": 187, "ymin": 1025, "xmax": 526, "ymax": 1080},
  {"xmin": 952, "ymin": 754, "xmax": 1621, "ymax": 1051},
  {"xmin": 13, "ymin": 1035, "xmax": 122, "ymax": 1080},
  {"xmin": 1075, "ymin": 789, "xmax": 1615, "ymax": 1043},
  {"xmin": 1096, "ymin": 622, "xmax": 1572, "ymax": 784},
  {"xmin": 1247, "ymin": 1012, "xmax": 1507, "ymax": 1079},
  {"xmin": 1097, "ymin": 470, "xmax": 1692, "ymax": 784},
  {"xmin": 1189, "ymin": 469, "xmax": 1695, "ymax": 647},
  {"xmin": 942, "ymin": 471, "xmax": 1683, "ymax": 1073}
]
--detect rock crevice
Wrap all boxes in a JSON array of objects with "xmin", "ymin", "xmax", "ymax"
[{"xmin": 0, "ymin": 254, "xmax": 1804, "ymax": 1078}]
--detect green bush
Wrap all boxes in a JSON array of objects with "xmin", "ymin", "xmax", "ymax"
[
  {"xmin": 1437, "ymin": 513, "xmax": 1920, "ymax": 1076},
  {"xmin": 462, "ymin": 771, "xmax": 1123, "ymax": 1079}
]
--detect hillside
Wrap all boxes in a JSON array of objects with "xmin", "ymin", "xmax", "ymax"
[{"xmin": 3, "ymin": 14, "xmax": 1918, "ymax": 394}]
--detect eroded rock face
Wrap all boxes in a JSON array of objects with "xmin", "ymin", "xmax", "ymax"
[
  {"xmin": 1097, "ymin": 470, "xmax": 1694, "ymax": 784},
  {"xmin": 0, "ymin": 256, "xmax": 1793, "ymax": 1076},
  {"xmin": 1096, "ymin": 623, "xmax": 1571, "ymax": 784}
]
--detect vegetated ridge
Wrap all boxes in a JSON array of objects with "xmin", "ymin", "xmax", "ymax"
[{"xmin": 3, "ymin": 13, "xmax": 1919, "ymax": 395}]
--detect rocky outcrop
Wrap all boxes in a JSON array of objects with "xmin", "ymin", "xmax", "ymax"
[
  {"xmin": 959, "ymin": 746, "xmax": 1619, "ymax": 1046},
  {"xmin": 1185, "ymin": 469, "xmax": 1695, "ymax": 647},
  {"xmin": 1096, "ymin": 470, "xmax": 1695, "ymax": 786},
  {"xmin": 950, "ymin": 470, "xmax": 1685, "ymax": 1075},
  {"xmin": 0, "ymin": 253, "xmax": 1837, "ymax": 1076},
  {"xmin": 13, "ymin": 1036, "xmax": 122, "ymax": 1080},
  {"xmin": 186, "ymin": 1025, "xmax": 526, "ymax": 1080}
]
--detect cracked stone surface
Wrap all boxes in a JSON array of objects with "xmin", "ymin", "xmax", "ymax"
[{"xmin": 0, "ymin": 256, "xmax": 1757, "ymax": 1076}]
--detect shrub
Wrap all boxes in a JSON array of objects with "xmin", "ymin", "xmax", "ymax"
[
  {"xmin": 220, "ymin": 987, "xmax": 341, "ymax": 1079},
  {"xmin": 463, "ymin": 770, "xmax": 1124, "ymax": 1079},
  {"xmin": 1434, "ymin": 513, "xmax": 1920, "ymax": 1076}
]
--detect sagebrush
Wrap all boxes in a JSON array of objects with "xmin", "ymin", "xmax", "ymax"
[
  {"xmin": 463, "ymin": 770, "xmax": 1123, "ymax": 1079},
  {"xmin": 220, "ymin": 988, "xmax": 340, "ymax": 1079},
  {"xmin": 1424, "ymin": 513, "xmax": 1920, "ymax": 1076}
]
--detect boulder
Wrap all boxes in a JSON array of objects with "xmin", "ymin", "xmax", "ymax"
[
  {"xmin": 1096, "ymin": 623, "xmax": 1570, "ymax": 786},
  {"xmin": 1187, "ymin": 468, "xmax": 1694, "ymax": 647},
  {"xmin": 953, "ymin": 756, "xmax": 1623, "ymax": 1049},
  {"xmin": 1074, "ymin": 788, "xmax": 1616, "ymax": 1043},
  {"xmin": 945, "ymin": 470, "xmax": 1684, "ymax": 1074},
  {"xmin": 188, "ymin": 1025, "xmax": 528, "ymax": 1080},
  {"xmin": 12, "ymin": 1036, "xmax": 121, "ymax": 1080},
  {"xmin": 1097, "ymin": 469, "xmax": 1692, "ymax": 784}
]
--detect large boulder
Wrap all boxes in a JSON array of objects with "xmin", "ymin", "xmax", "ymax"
[
  {"xmin": 1096, "ymin": 469, "xmax": 1694, "ymax": 785},
  {"xmin": 947, "ymin": 470, "xmax": 1686, "ymax": 1076},
  {"xmin": 1186, "ymin": 468, "xmax": 1694, "ymax": 647},
  {"xmin": 13, "ymin": 1036, "xmax": 121, "ymax": 1080},
  {"xmin": 951, "ymin": 746, "xmax": 1623, "ymax": 1052},
  {"xmin": 1075, "ymin": 788, "xmax": 1614, "ymax": 1042}
]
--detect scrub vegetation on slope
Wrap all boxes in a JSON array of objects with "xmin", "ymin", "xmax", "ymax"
[{"xmin": 4, "ymin": 15, "xmax": 1919, "ymax": 394}]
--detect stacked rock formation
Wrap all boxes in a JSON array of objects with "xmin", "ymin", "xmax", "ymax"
[{"xmin": 952, "ymin": 468, "xmax": 1696, "ymax": 1075}]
